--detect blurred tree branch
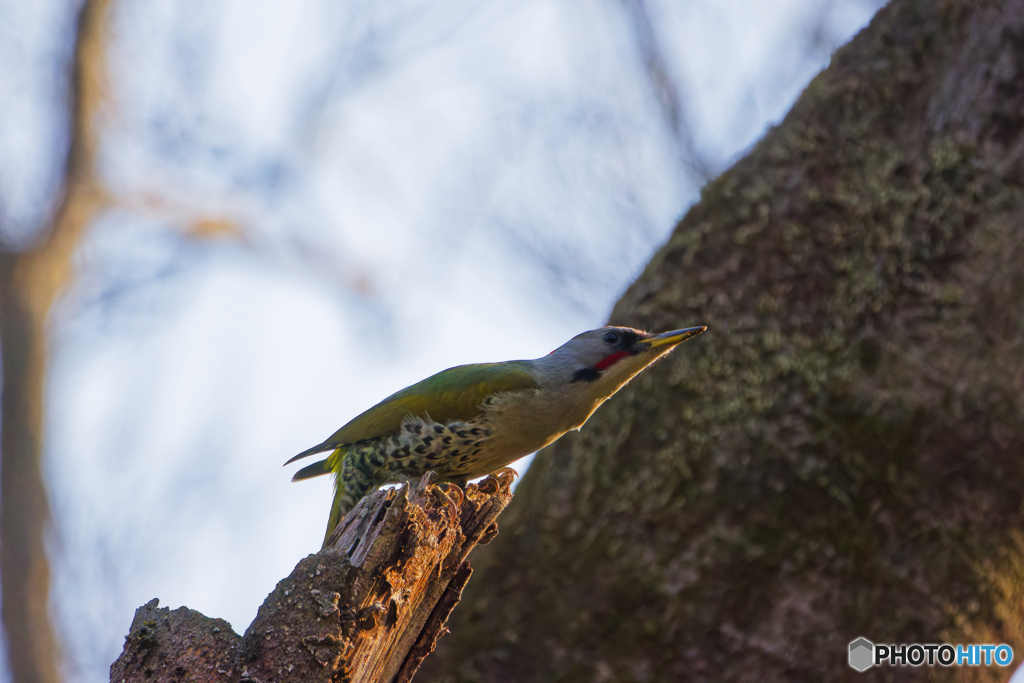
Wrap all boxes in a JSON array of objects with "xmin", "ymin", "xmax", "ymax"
[
  {"xmin": 0, "ymin": 1, "xmax": 111, "ymax": 681},
  {"xmin": 621, "ymin": 0, "xmax": 715, "ymax": 185}
]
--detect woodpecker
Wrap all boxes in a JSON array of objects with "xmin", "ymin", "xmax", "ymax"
[{"xmin": 287, "ymin": 325, "xmax": 706, "ymax": 546}]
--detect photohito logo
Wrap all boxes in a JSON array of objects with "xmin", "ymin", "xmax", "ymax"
[{"xmin": 848, "ymin": 638, "xmax": 1014, "ymax": 671}]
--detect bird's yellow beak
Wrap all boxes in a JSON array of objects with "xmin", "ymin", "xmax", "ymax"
[{"xmin": 636, "ymin": 326, "xmax": 707, "ymax": 351}]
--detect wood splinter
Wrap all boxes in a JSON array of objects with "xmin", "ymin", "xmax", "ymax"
[{"xmin": 110, "ymin": 470, "xmax": 514, "ymax": 683}]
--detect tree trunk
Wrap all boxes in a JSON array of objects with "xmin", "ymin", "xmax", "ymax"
[
  {"xmin": 421, "ymin": 0, "xmax": 1024, "ymax": 681},
  {"xmin": 109, "ymin": 472, "xmax": 514, "ymax": 683}
]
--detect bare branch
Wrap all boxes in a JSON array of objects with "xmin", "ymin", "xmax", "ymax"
[
  {"xmin": 0, "ymin": 1, "xmax": 111, "ymax": 681},
  {"xmin": 620, "ymin": 0, "xmax": 715, "ymax": 185}
]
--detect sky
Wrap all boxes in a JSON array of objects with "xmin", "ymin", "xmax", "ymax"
[{"xmin": 0, "ymin": 0, "xmax": 909, "ymax": 680}]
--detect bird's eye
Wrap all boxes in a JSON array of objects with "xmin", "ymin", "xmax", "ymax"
[{"xmin": 602, "ymin": 332, "xmax": 620, "ymax": 345}]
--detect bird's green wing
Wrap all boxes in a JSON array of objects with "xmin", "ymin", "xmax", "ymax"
[{"xmin": 286, "ymin": 362, "xmax": 536, "ymax": 464}]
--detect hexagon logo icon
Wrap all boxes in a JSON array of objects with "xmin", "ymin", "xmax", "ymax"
[{"xmin": 849, "ymin": 637, "xmax": 874, "ymax": 671}]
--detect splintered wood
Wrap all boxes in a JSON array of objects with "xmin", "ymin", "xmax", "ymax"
[{"xmin": 110, "ymin": 470, "xmax": 515, "ymax": 683}]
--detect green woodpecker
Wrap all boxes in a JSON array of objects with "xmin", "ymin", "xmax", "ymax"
[{"xmin": 287, "ymin": 325, "xmax": 706, "ymax": 546}]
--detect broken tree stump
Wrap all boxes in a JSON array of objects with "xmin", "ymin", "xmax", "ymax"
[{"xmin": 110, "ymin": 470, "xmax": 515, "ymax": 683}]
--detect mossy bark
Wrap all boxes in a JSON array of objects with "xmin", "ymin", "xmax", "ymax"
[{"xmin": 421, "ymin": 0, "xmax": 1024, "ymax": 681}]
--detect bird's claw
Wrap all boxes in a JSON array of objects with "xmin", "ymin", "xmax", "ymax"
[
  {"xmin": 493, "ymin": 467, "xmax": 519, "ymax": 487},
  {"xmin": 477, "ymin": 467, "xmax": 518, "ymax": 494},
  {"xmin": 493, "ymin": 466, "xmax": 519, "ymax": 480},
  {"xmin": 441, "ymin": 482, "xmax": 465, "ymax": 507},
  {"xmin": 429, "ymin": 481, "xmax": 464, "ymax": 520}
]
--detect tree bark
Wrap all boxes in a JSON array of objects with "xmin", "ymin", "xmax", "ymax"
[
  {"xmin": 421, "ymin": 0, "xmax": 1024, "ymax": 681},
  {"xmin": 109, "ymin": 471, "xmax": 514, "ymax": 683}
]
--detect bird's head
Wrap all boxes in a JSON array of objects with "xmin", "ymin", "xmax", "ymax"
[{"xmin": 543, "ymin": 324, "xmax": 707, "ymax": 395}]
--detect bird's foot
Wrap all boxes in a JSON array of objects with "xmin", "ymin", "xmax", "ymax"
[
  {"xmin": 493, "ymin": 466, "xmax": 519, "ymax": 482},
  {"xmin": 477, "ymin": 467, "xmax": 518, "ymax": 495},
  {"xmin": 445, "ymin": 475, "xmax": 470, "ymax": 490},
  {"xmin": 439, "ymin": 481, "xmax": 465, "ymax": 507},
  {"xmin": 429, "ymin": 481, "xmax": 464, "ymax": 520}
]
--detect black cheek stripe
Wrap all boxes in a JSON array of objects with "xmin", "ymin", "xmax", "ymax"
[{"xmin": 571, "ymin": 367, "xmax": 602, "ymax": 383}]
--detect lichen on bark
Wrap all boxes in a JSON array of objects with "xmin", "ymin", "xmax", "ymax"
[{"xmin": 422, "ymin": 1, "xmax": 1024, "ymax": 681}]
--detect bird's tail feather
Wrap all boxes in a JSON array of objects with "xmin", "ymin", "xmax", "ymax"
[
  {"xmin": 321, "ymin": 448, "xmax": 370, "ymax": 549},
  {"xmin": 291, "ymin": 458, "xmax": 330, "ymax": 481},
  {"xmin": 284, "ymin": 440, "xmax": 337, "ymax": 466},
  {"xmin": 323, "ymin": 492, "xmax": 345, "ymax": 549}
]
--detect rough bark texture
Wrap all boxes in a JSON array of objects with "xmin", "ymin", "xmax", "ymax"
[
  {"xmin": 422, "ymin": 0, "xmax": 1024, "ymax": 681},
  {"xmin": 110, "ymin": 471, "xmax": 514, "ymax": 683},
  {"xmin": 0, "ymin": 2, "xmax": 110, "ymax": 682}
]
